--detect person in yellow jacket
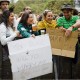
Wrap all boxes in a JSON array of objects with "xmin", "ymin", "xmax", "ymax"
[{"xmin": 37, "ymin": 10, "xmax": 56, "ymax": 34}]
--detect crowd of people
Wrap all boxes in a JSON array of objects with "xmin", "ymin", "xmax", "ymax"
[{"xmin": 0, "ymin": 0, "xmax": 80, "ymax": 79}]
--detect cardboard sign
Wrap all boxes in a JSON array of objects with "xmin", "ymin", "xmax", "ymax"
[
  {"xmin": 46, "ymin": 28, "xmax": 80, "ymax": 58},
  {"xmin": 7, "ymin": 34, "xmax": 52, "ymax": 80}
]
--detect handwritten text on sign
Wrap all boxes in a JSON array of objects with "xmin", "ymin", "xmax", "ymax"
[{"xmin": 8, "ymin": 34, "xmax": 52, "ymax": 80}]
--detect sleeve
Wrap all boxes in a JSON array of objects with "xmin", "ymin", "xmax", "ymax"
[
  {"xmin": 17, "ymin": 24, "xmax": 31, "ymax": 38},
  {"xmin": 57, "ymin": 17, "xmax": 63, "ymax": 27},
  {"xmin": 75, "ymin": 16, "xmax": 80, "ymax": 21},
  {"xmin": 0, "ymin": 25, "xmax": 17, "ymax": 46},
  {"xmin": 13, "ymin": 17, "xmax": 19, "ymax": 31},
  {"xmin": 37, "ymin": 21, "xmax": 46, "ymax": 30}
]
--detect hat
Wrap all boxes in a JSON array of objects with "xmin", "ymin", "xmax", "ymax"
[
  {"xmin": 61, "ymin": 4, "xmax": 73, "ymax": 11},
  {"xmin": 0, "ymin": 0, "xmax": 10, "ymax": 5}
]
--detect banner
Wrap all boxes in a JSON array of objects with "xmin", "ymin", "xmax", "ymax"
[{"xmin": 8, "ymin": 34, "xmax": 52, "ymax": 80}]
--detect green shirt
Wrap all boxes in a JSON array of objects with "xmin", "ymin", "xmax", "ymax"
[{"xmin": 57, "ymin": 16, "xmax": 79, "ymax": 31}]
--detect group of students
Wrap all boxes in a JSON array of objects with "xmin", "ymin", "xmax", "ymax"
[{"xmin": 0, "ymin": 0, "xmax": 80, "ymax": 79}]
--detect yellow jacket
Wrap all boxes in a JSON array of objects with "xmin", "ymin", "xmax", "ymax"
[{"xmin": 37, "ymin": 20, "xmax": 57, "ymax": 30}]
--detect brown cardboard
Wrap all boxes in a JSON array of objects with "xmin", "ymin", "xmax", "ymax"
[
  {"xmin": 52, "ymin": 48, "xmax": 62, "ymax": 56},
  {"xmin": 46, "ymin": 28, "xmax": 79, "ymax": 58},
  {"xmin": 62, "ymin": 50, "xmax": 75, "ymax": 58}
]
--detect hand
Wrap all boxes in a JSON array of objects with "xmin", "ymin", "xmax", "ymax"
[
  {"xmin": 78, "ymin": 28, "xmax": 80, "ymax": 31},
  {"xmin": 65, "ymin": 27, "xmax": 72, "ymax": 37},
  {"xmin": 31, "ymin": 34, "xmax": 35, "ymax": 38},
  {"xmin": 59, "ymin": 27, "xmax": 66, "ymax": 32},
  {"xmin": 15, "ymin": 31, "xmax": 20, "ymax": 37}
]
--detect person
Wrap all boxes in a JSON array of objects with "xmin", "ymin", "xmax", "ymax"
[
  {"xmin": 23, "ymin": 6, "xmax": 32, "ymax": 13},
  {"xmin": 0, "ymin": 0, "xmax": 10, "ymax": 12},
  {"xmin": 0, "ymin": 0, "xmax": 19, "ymax": 31},
  {"xmin": 56, "ymin": 3, "xmax": 80, "ymax": 79},
  {"xmin": 0, "ymin": 8, "xmax": 20, "ymax": 79},
  {"xmin": 57, "ymin": 4, "xmax": 80, "ymax": 37},
  {"xmin": 37, "ymin": 10, "xmax": 57, "ymax": 34},
  {"xmin": 17, "ymin": 12, "xmax": 39, "ymax": 38}
]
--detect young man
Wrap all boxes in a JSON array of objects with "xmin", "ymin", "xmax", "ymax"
[
  {"xmin": 0, "ymin": 0, "xmax": 10, "ymax": 12},
  {"xmin": 57, "ymin": 4, "xmax": 80, "ymax": 37},
  {"xmin": 56, "ymin": 3, "xmax": 80, "ymax": 79}
]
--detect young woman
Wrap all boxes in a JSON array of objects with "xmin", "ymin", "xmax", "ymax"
[
  {"xmin": 17, "ymin": 12, "xmax": 39, "ymax": 38},
  {"xmin": 0, "ymin": 8, "xmax": 20, "ymax": 79},
  {"xmin": 37, "ymin": 10, "xmax": 57, "ymax": 34}
]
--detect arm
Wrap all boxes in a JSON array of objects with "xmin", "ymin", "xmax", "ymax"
[
  {"xmin": 0, "ymin": 24, "xmax": 17, "ymax": 46},
  {"xmin": 71, "ymin": 20, "xmax": 80, "ymax": 28},
  {"xmin": 65, "ymin": 17, "xmax": 80, "ymax": 37},
  {"xmin": 17, "ymin": 24, "xmax": 31, "ymax": 38}
]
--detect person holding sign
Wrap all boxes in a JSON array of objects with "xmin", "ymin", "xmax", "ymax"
[
  {"xmin": 56, "ymin": 3, "xmax": 80, "ymax": 79},
  {"xmin": 57, "ymin": 3, "xmax": 80, "ymax": 63},
  {"xmin": 0, "ymin": 7, "xmax": 20, "ymax": 79},
  {"xmin": 57, "ymin": 3, "xmax": 80, "ymax": 37},
  {"xmin": 37, "ymin": 10, "xmax": 57, "ymax": 35},
  {"xmin": 17, "ymin": 12, "xmax": 39, "ymax": 38}
]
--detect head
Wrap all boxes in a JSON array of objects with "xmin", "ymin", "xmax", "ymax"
[
  {"xmin": 0, "ymin": 0, "xmax": 10, "ymax": 12},
  {"xmin": 19, "ymin": 12, "xmax": 34, "ymax": 26},
  {"xmin": 61, "ymin": 4, "xmax": 73, "ymax": 19},
  {"xmin": 43, "ymin": 10, "xmax": 53, "ymax": 23},
  {"xmin": 0, "ymin": 7, "xmax": 14, "ymax": 27},
  {"xmin": 23, "ymin": 6, "xmax": 32, "ymax": 13}
]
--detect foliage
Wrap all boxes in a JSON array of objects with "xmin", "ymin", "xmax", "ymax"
[{"xmin": 10, "ymin": 0, "xmax": 74, "ymax": 15}]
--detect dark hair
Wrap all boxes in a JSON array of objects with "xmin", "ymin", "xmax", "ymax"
[
  {"xmin": 23, "ymin": 6, "xmax": 31, "ymax": 11},
  {"xmin": 19, "ymin": 12, "xmax": 32, "ymax": 26},
  {"xmin": 43, "ymin": 10, "xmax": 52, "ymax": 17},
  {"xmin": 38, "ymin": 14, "xmax": 42, "ymax": 21},
  {"xmin": 73, "ymin": 9, "xmax": 78, "ymax": 15},
  {"xmin": 59, "ymin": 13, "xmax": 63, "ymax": 17},
  {"xmin": 0, "ymin": 7, "xmax": 14, "ymax": 27}
]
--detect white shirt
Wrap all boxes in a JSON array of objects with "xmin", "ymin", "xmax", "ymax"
[{"xmin": 0, "ymin": 23, "xmax": 17, "ymax": 46}]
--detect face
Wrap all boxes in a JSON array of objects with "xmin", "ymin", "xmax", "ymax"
[
  {"xmin": 63, "ymin": 10, "xmax": 72, "ymax": 19},
  {"xmin": 24, "ymin": 7, "xmax": 32, "ymax": 13},
  {"xmin": 27, "ymin": 14, "xmax": 33, "ymax": 25},
  {"xmin": 45, "ymin": 12, "xmax": 53, "ymax": 23},
  {"xmin": 8, "ymin": 12, "xmax": 14, "ymax": 25},
  {"xmin": 0, "ymin": 2, "xmax": 9, "ymax": 11}
]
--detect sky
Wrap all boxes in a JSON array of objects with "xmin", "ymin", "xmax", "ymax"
[{"xmin": 10, "ymin": 0, "xmax": 19, "ymax": 3}]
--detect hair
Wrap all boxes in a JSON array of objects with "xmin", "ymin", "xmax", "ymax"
[
  {"xmin": 73, "ymin": 9, "xmax": 78, "ymax": 15},
  {"xmin": 59, "ymin": 13, "xmax": 63, "ymax": 17},
  {"xmin": 0, "ymin": 7, "xmax": 14, "ymax": 27},
  {"xmin": 23, "ymin": 6, "xmax": 31, "ymax": 11},
  {"xmin": 19, "ymin": 12, "xmax": 32, "ymax": 27},
  {"xmin": 43, "ymin": 9, "xmax": 52, "ymax": 18}
]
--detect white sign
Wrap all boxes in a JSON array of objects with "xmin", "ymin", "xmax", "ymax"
[{"xmin": 8, "ymin": 34, "xmax": 53, "ymax": 80}]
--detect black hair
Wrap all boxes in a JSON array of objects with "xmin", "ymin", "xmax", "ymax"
[
  {"xmin": 0, "ymin": 7, "xmax": 14, "ymax": 27},
  {"xmin": 73, "ymin": 9, "xmax": 78, "ymax": 15},
  {"xmin": 19, "ymin": 12, "xmax": 32, "ymax": 27}
]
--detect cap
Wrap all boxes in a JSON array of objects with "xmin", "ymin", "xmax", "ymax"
[
  {"xmin": 61, "ymin": 4, "xmax": 73, "ymax": 11},
  {"xmin": 0, "ymin": 0, "xmax": 10, "ymax": 5}
]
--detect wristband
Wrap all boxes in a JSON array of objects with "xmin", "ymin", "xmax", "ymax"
[{"xmin": 72, "ymin": 26, "xmax": 75, "ymax": 28}]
